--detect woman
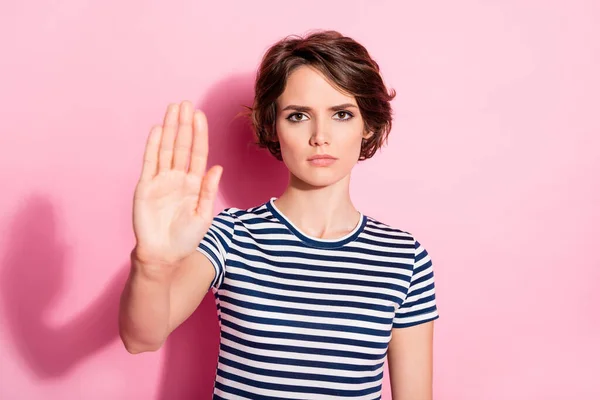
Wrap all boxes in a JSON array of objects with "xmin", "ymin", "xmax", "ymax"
[{"xmin": 119, "ymin": 30, "xmax": 439, "ymax": 399}]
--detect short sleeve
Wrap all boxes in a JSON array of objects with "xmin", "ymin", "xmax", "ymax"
[
  {"xmin": 196, "ymin": 208, "xmax": 236, "ymax": 291},
  {"xmin": 393, "ymin": 238, "xmax": 440, "ymax": 328}
]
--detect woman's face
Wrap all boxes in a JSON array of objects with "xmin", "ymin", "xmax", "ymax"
[{"xmin": 275, "ymin": 65, "xmax": 371, "ymax": 188}]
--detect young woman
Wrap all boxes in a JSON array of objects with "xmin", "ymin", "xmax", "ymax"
[{"xmin": 119, "ymin": 30, "xmax": 439, "ymax": 400}]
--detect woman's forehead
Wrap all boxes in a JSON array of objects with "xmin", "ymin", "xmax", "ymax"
[{"xmin": 277, "ymin": 66, "xmax": 356, "ymax": 110}]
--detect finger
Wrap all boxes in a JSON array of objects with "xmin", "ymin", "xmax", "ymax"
[
  {"xmin": 189, "ymin": 110, "xmax": 209, "ymax": 178},
  {"xmin": 140, "ymin": 125, "xmax": 162, "ymax": 182},
  {"xmin": 196, "ymin": 165, "xmax": 223, "ymax": 220},
  {"xmin": 158, "ymin": 103, "xmax": 180, "ymax": 173},
  {"xmin": 173, "ymin": 100, "xmax": 194, "ymax": 171}
]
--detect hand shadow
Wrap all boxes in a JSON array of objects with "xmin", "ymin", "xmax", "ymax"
[
  {"xmin": 0, "ymin": 73, "xmax": 288, "ymax": 399},
  {"xmin": 0, "ymin": 195, "xmax": 128, "ymax": 378}
]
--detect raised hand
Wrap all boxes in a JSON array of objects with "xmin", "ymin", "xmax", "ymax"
[{"xmin": 132, "ymin": 101, "xmax": 223, "ymax": 267}]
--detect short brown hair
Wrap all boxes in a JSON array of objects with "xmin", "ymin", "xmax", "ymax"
[{"xmin": 245, "ymin": 30, "xmax": 396, "ymax": 161}]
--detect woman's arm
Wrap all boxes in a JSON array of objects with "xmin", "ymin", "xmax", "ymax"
[
  {"xmin": 387, "ymin": 320, "xmax": 435, "ymax": 400},
  {"xmin": 118, "ymin": 249, "xmax": 215, "ymax": 353}
]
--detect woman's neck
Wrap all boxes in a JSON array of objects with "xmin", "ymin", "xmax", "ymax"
[{"xmin": 273, "ymin": 173, "xmax": 361, "ymax": 240}]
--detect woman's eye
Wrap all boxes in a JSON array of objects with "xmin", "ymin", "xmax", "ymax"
[
  {"xmin": 287, "ymin": 113, "xmax": 307, "ymax": 122},
  {"xmin": 286, "ymin": 111, "xmax": 353, "ymax": 122},
  {"xmin": 335, "ymin": 111, "xmax": 353, "ymax": 120}
]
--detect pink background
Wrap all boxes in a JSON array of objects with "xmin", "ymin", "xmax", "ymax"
[{"xmin": 1, "ymin": 1, "xmax": 599, "ymax": 399}]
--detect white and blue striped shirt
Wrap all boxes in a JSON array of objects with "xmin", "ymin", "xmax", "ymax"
[{"xmin": 197, "ymin": 197, "xmax": 439, "ymax": 400}]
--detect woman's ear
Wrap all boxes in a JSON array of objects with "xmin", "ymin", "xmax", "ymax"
[{"xmin": 363, "ymin": 130, "xmax": 375, "ymax": 140}]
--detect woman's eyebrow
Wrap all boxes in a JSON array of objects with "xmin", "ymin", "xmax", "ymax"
[{"xmin": 281, "ymin": 103, "xmax": 358, "ymax": 112}]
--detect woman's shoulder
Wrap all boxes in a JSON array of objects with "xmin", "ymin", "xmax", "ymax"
[
  {"xmin": 217, "ymin": 199, "xmax": 272, "ymax": 221},
  {"xmin": 363, "ymin": 214, "xmax": 415, "ymax": 239}
]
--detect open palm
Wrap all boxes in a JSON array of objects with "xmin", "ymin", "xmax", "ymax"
[{"xmin": 132, "ymin": 101, "xmax": 223, "ymax": 266}]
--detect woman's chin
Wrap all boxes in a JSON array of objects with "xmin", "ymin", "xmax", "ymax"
[{"xmin": 290, "ymin": 169, "xmax": 350, "ymax": 189}]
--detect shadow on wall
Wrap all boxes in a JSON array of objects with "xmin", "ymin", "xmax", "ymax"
[{"xmin": 0, "ymin": 73, "xmax": 289, "ymax": 399}]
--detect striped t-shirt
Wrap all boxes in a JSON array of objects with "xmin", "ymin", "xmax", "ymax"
[{"xmin": 196, "ymin": 197, "xmax": 439, "ymax": 400}]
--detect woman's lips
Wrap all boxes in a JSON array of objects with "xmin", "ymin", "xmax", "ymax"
[{"xmin": 307, "ymin": 155, "xmax": 337, "ymax": 167}]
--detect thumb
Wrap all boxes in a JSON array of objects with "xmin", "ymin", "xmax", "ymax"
[{"xmin": 196, "ymin": 165, "xmax": 223, "ymax": 221}]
